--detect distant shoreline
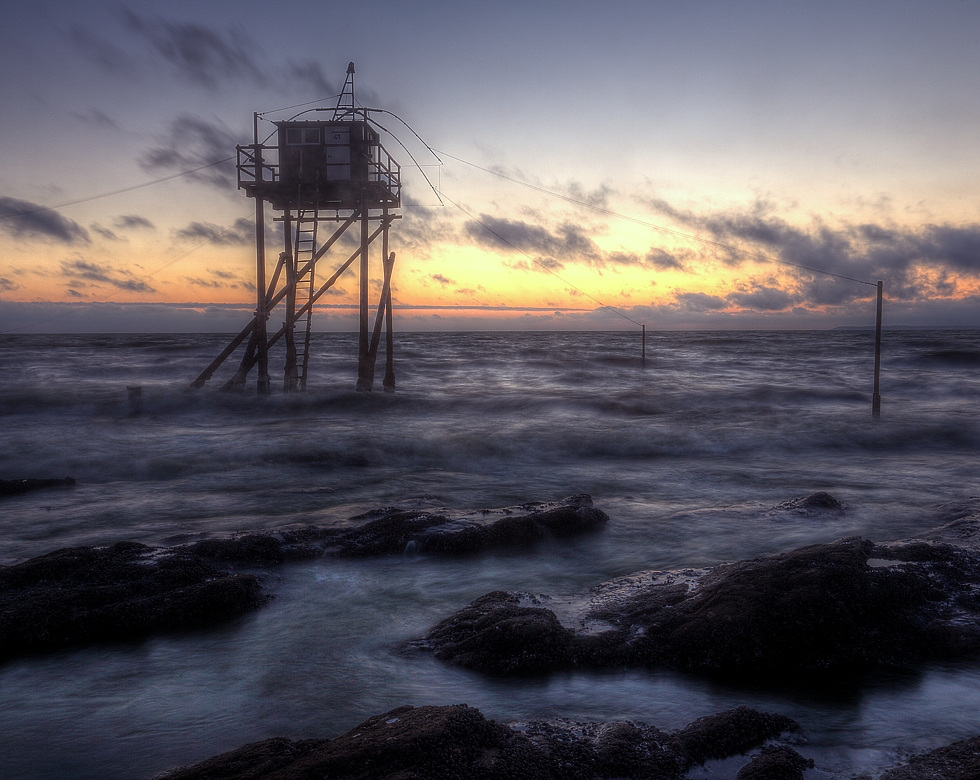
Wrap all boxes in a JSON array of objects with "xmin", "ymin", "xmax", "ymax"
[{"xmin": 832, "ymin": 324, "xmax": 980, "ymax": 330}]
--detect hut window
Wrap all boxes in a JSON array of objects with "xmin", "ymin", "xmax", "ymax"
[{"xmin": 286, "ymin": 127, "xmax": 320, "ymax": 145}]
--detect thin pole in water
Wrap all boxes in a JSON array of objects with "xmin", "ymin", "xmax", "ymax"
[
  {"xmin": 872, "ymin": 280, "xmax": 883, "ymax": 418},
  {"xmin": 641, "ymin": 324, "xmax": 646, "ymax": 366}
]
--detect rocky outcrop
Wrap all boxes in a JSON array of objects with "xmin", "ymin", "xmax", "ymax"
[
  {"xmin": 0, "ymin": 496, "xmax": 608, "ymax": 662},
  {"xmin": 415, "ymin": 536, "xmax": 980, "ymax": 677},
  {"xmin": 0, "ymin": 541, "xmax": 266, "ymax": 661},
  {"xmin": 877, "ymin": 734, "xmax": 980, "ymax": 779},
  {"xmin": 332, "ymin": 493, "xmax": 608, "ymax": 558},
  {"xmin": 768, "ymin": 491, "xmax": 844, "ymax": 516},
  {"xmin": 673, "ymin": 707, "xmax": 802, "ymax": 765},
  {"xmin": 161, "ymin": 703, "xmax": 801, "ymax": 780},
  {"xmin": 0, "ymin": 476, "xmax": 75, "ymax": 498},
  {"xmin": 735, "ymin": 745, "xmax": 813, "ymax": 780},
  {"xmin": 420, "ymin": 591, "xmax": 579, "ymax": 675},
  {"xmin": 183, "ymin": 495, "xmax": 608, "ymax": 562}
]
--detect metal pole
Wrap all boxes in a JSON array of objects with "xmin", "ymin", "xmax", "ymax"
[
  {"xmin": 283, "ymin": 212, "xmax": 297, "ymax": 391},
  {"xmin": 253, "ymin": 113, "xmax": 271, "ymax": 395},
  {"xmin": 384, "ymin": 246, "xmax": 396, "ymax": 393},
  {"xmin": 356, "ymin": 206, "xmax": 371, "ymax": 391},
  {"xmin": 872, "ymin": 280, "xmax": 883, "ymax": 418}
]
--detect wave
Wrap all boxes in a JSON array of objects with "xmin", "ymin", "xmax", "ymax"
[{"xmin": 915, "ymin": 349, "xmax": 980, "ymax": 367}]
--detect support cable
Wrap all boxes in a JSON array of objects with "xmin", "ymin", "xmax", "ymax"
[{"xmin": 0, "ymin": 157, "xmax": 234, "ymax": 220}]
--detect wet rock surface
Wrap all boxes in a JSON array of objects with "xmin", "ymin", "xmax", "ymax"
[
  {"xmin": 735, "ymin": 745, "xmax": 813, "ymax": 780},
  {"xmin": 769, "ymin": 491, "xmax": 844, "ymax": 516},
  {"xmin": 421, "ymin": 591, "xmax": 579, "ymax": 675},
  {"xmin": 876, "ymin": 734, "xmax": 980, "ymax": 779},
  {"xmin": 182, "ymin": 494, "xmax": 608, "ymax": 562},
  {"xmin": 334, "ymin": 493, "xmax": 609, "ymax": 558},
  {"xmin": 0, "ymin": 476, "xmax": 75, "ymax": 498},
  {"xmin": 0, "ymin": 541, "xmax": 266, "ymax": 661},
  {"xmin": 0, "ymin": 496, "xmax": 607, "ymax": 662},
  {"xmin": 416, "ymin": 535, "xmax": 980, "ymax": 676},
  {"xmin": 672, "ymin": 706, "xmax": 802, "ymax": 765},
  {"xmin": 161, "ymin": 703, "xmax": 801, "ymax": 780}
]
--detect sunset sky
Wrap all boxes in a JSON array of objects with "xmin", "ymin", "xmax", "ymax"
[{"xmin": 1, "ymin": 0, "xmax": 979, "ymax": 332}]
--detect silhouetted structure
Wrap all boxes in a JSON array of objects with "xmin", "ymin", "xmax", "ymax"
[{"xmin": 191, "ymin": 63, "xmax": 400, "ymax": 393}]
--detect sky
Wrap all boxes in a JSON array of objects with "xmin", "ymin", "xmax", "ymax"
[{"xmin": 1, "ymin": 0, "xmax": 979, "ymax": 333}]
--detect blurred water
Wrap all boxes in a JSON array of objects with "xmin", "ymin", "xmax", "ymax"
[{"xmin": 1, "ymin": 329, "xmax": 979, "ymax": 778}]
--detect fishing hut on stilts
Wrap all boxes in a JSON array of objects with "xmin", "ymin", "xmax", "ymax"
[{"xmin": 191, "ymin": 63, "xmax": 401, "ymax": 393}]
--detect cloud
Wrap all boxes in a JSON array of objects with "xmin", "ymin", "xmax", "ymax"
[
  {"xmin": 115, "ymin": 215, "xmax": 156, "ymax": 230},
  {"xmin": 465, "ymin": 215, "xmax": 565, "ymax": 255},
  {"xmin": 120, "ymin": 9, "xmax": 264, "ymax": 88},
  {"xmin": 72, "ymin": 109, "xmax": 120, "ymax": 129},
  {"xmin": 183, "ymin": 272, "xmax": 254, "ymax": 292},
  {"xmin": 285, "ymin": 60, "xmax": 345, "ymax": 99},
  {"xmin": 0, "ymin": 277, "xmax": 18, "ymax": 292},
  {"xmin": 560, "ymin": 181, "xmax": 613, "ymax": 208},
  {"xmin": 430, "ymin": 273, "xmax": 454, "ymax": 286},
  {"xmin": 463, "ymin": 213, "xmax": 694, "ymax": 276},
  {"xmin": 69, "ymin": 26, "xmax": 131, "ymax": 73},
  {"xmin": 175, "ymin": 217, "xmax": 252, "ymax": 245},
  {"xmin": 74, "ymin": 9, "xmax": 355, "ymax": 105},
  {"xmin": 0, "ymin": 198, "xmax": 90, "ymax": 244},
  {"xmin": 397, "ymin": 205, "xmax": 467, "ymax": 254},
  {"xmin": 504, "ymin": 257, "xmax": 565, "ymax": 272},
  {"xmin": 646, "ymin": 195, "xmax": 980, "ymax": 305},
  {"xmin": 140, "ymin": 115, "xmax": 240, "ymax": 190},
  {"xmin": 60, "ymin": 260, "xmax": 156, "ymax": 294},
  {"xmin": 91, "ymin": 225, "xmax": 119, "ymax": 240},
  {"xmin": 726, "ymin": 285, "xmax": 797, "ymax": 311},
  {"xmin": 673, "ymin": 291, "xmax": 728, "ymax": 312},
  {"xmin": 917, "ymin": 225, "xmax": 980, "ymax": 272},
  {"xmin": 464, "ymin": 215, "xmax": 611, "ymax": 271},
  {"xmin": 645, "ymin": 248, "xmax": 687, "ymax": 271}
]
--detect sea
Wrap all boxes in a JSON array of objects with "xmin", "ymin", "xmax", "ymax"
[{"xmin": 1, "ymin": 328, "xmax": 978, "ymax": 779}]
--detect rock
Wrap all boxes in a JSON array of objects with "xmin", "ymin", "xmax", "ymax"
[
  {"xmin": 615, "ymin": 536, "xmax": 971, "ymax": 673},
  {"xmin": 769, "ymin": 491, "xmax": 843, "ymax": 516},
  {"xmin": 0, "ymin": 476, "xmax": 75, "ymax": 498},
  {"xmin": 514, "ymin": 718, "xmax": 686, "ymax": 779},
  {"xmin": 736, "ymin": 745, "xmax": 814, "ymax": 780},
  {"xmin": 163, "ymin": 705, "xmax": 512, "ymax": 780},
  {"xmin": 418, "ymin": 536, "xmax": 980, "ymax": 677},
  {"xmin": 158, "ymin": 737, "xmax": 320, "ymax": 780},
  {"xmin": 876, "ymin": 734, "xmax": 980, "ymax": 780},
  {"xmin": 161, "ymin": 703, "xmax": 802, "ymax": 780},
  {"xmin": 333, "ymin": 509, "xmax": 451, "ymax": 557},
  {"xmin": 675, "ymin": 707, "xmax": 802, "ymax": 765},
  {"xmin": 419, "ymin": 591, "xmax": 577, "ymax": 675},
  {"xmin": 1, "ymin": 496, "xmax": 609, "ymax": 662},
  {"xmin": 336, "ymin": 494, "xmax": 609, "ymax": 558},
  {"xmin": 183, "ymin": 495, "xmax": 609, "ymax": 563},
  {"xmin": 0, "ymin": 541, "xmax": 267, "ymax": 661},
  {"xmin": 185, "ymin": 526, "xmax": 340, "ymax": 563}
]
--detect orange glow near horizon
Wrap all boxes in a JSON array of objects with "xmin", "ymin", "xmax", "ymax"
[{"xmin": 3, "ymin": 193, "xmax": 979, "ymax": 332}]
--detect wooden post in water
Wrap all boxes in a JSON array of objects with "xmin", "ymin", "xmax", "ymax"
[
  {"xmin": 356, "ymin": 206, "xmax": 372, "ymax": 391},
  {"xmin": 253, "ymin": 113, "xmax": 271, "ymax": 396},
  {"xmin": 872, "ymin": 280, "xmax": 883, "ymax": 418}
]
